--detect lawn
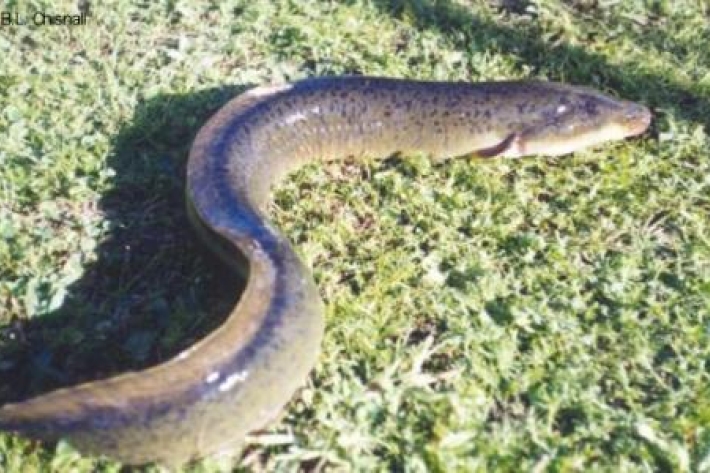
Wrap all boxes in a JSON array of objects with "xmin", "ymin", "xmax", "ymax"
[{"xmin": 0, "ymin": 0, "xmax": 709, "ymax": 471}]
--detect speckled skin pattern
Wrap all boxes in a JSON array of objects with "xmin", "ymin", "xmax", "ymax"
[{"xmin": 0, "ymin": 77, "xmax": 651, "ymax": 466}]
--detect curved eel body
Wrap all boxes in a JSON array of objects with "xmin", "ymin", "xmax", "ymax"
[{"xmin": 0, "ymin": 77, "xmax": 651, "ymax": 466}]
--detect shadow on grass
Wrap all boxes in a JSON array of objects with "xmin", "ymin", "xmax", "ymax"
[{"xmin": 0, "ymin": 85, "xmax": 251, "ymax": 405}]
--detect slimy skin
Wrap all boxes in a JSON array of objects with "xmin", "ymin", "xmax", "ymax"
[{"xmin": 0, "ymin": 77, "xmax": 651, "ymax": 466}]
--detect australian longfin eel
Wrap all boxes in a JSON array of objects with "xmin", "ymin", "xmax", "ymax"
[{"xmin": 0, "ymin": 76, "xmax": 651, "ymax": 466}]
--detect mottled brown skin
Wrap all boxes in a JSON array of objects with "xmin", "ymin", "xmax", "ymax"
[{"xmin": 0, "ymin": 77, "xmax": 651, "ymax": 467}]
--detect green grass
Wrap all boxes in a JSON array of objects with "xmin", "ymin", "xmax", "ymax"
[{"xmin": 1, "ymin": 0, "xmax": 709, "ymax": 471}]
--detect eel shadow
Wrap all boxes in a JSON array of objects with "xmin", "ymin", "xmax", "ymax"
[{"xmin": 0, "ymin": 85, "xmax": 251, "ymax": 405}]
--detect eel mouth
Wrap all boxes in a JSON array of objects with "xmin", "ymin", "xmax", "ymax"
[{"xmin": 623, "ymin": 103, "xmax": 652, "ymax": 137}]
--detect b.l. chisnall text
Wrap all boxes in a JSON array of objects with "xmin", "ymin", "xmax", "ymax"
[{"xmin": 1, "ymin": 11, "xmax": 88, "ymax": 26}]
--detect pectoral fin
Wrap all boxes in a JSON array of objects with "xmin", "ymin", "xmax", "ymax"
[{"xmin": 474, "ymin": 133, "xmax": 519, "ymax": 158}]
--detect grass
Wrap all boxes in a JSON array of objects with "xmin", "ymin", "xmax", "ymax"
[{"xmin": 0, "ymin": 0, "xmax": 709, "ymax": 471}]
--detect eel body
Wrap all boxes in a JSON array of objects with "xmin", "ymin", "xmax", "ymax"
[{"xmin": 0, "ymin": 77, "xmax": 651, "ymax": 466}]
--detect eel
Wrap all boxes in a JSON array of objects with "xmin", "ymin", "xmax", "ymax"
[{"xmin": 0, "ymin": 76, "xmax": 651, "ymax": 466}]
